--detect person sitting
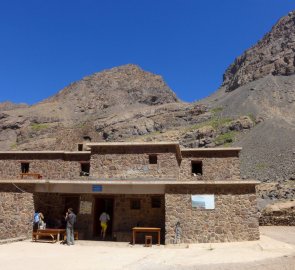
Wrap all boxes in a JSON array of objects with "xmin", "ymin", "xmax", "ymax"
[{"xmin": 33, "ymin": 211, "xmax": 45, "ymax": 230}]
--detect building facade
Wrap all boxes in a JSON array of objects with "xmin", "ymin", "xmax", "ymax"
[{"xmin": 0, "ymin": 142, "xmax": 260, "ymax": 243}]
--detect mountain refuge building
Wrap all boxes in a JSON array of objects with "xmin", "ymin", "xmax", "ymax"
[{"xmin": 0, "ymin": 142, "xmax": 260, "ymax": 244}]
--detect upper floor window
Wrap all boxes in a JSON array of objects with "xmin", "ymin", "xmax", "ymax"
[
  {"xmin": 149, "ymin": 155, "xmax": 157, "ymax": 164},
  {"xmin": 80, "ymin": 162, "xmax": 90, "ymax": 176},
  {"xmin": 21, "ymin": 162, "xmax": 30, "ymax": 173},
  {"xmin": 77, "ymin": 144, "xmax": 83, "ymax": 151},
  {"xmin": 191, "ymin": 160, "xmax": 202, "ymax": 176}
]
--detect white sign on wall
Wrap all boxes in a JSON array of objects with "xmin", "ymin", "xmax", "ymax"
[
  {"xmin": 79, "ymin": 201, "xmax": 92, "ymax": 214},
  {"xmin": 191, "ymin": 195, "xmax": 215, "ymax": 209}
]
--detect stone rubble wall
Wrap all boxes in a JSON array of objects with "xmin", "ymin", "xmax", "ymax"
[
  {"xmin": 0, "ymin": 185, "xmax": 34, "ymax": 240},
  {"xmin": 180, "ymin": 151, "xmax": 241, "ymax": 181},
  {"xmin": 0, "ymin": 149, "xmax": 241, "ymax": 182},
  {"xmin": 113, "ymin": 194, "xmax": 165, "ymax": 242},
  {"xmin": 259, "ymin": 210, "xmax": 295, "ymax": 226},
  {"xmin": 165, "ymin": 185, "xmax": 259, "ymax": 244},
  {"xmin": 0, "ymin": 159, "xmax": 86, "ymax": 180},
  {"xmin": 91, "ymin": 152, "xmax": 179, "ymax": 179}
]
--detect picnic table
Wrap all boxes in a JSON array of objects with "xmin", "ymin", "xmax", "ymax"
[
  {"xmin": 132, "ymin": 227, "xmax": 161, "ymax": 245},
  {"xmin": 35, "ymin": 229, "xmax": 65, "ymax": 242}
]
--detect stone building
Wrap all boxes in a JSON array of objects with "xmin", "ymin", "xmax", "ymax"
[{"xmin": 0, "ymin": 142, "xmax": 260, "ymax": 243}]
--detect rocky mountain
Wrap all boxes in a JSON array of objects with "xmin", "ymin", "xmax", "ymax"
[
  {"xmin": 0, "ymin": 64, "xmax": 210, "ymax": 151},
  {"xmin": 203, "ymin": 11, "xmax": 295, "ymax": 182},
  {"xmin": 199, "ymin": 10, "xmax": 295, "ymax": 223},
  {"xmin": 222, "ymin": 11, "xmax": 295, "ymax": 92}
]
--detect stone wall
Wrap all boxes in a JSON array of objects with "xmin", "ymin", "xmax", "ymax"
[
  {"xmin": 91, "ymin": 148, "xmax": 179, "ymax": 179},
  {"xmin": 113, "ymin": 194, "xmax": 165, "ymax": 242},
  {"xmin": 165, "ymin": 184, "xmax": 259, "ymax": 244},
  {"xmin": 0, "ymin": 153, "xmax": 90, "ymax": 180},
  {"xmin": 0, "ymin": 148, "xmax": 241, "ymax": 182},
  {"xmin": 180, "ymin": 151, "xmax": 240, "ymax": 181},
  {"xmin": 0, "ymin": 185, "xmax": 34, "ymax": 240},
  {"xmin": 259, "ymin": 208, "xmax": 295, "ymax": 226}
]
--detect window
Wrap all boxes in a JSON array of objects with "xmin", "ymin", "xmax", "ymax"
[
  {"xmin": 149, "ymin": 155, "xmax": 157, "ymax": 164},
  {"xmin": 80, "ymin": 162, "xmax": 90, "ymax": 176},
  {"xmin": 151, "ymin": 197, "xmax": 161, "ymax": 208},
  {"xmin": 130, "ymin": 199, "xmax": 141, "ymax": 210},
  {"xmin": 83, "ymin": 136, "xmax": 91, "ymax": 142},
  {"xmin": 191, "ymin": 161, "xmax": 202, "ymax": 176},
  {"xmin": 21, "ymin": 162, "xmax": 29, "ymax": 173},
  {"xmin": 77, "ymin": 144, "xmax": 83, "ymax": 151}
]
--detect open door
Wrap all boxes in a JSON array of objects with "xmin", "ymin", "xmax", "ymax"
[{"xmin": 93, "ymin": 197, "xmax": 114, "ymax": 240}]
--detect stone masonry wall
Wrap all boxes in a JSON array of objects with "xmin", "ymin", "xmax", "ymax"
[
  {"xmin": 180, "ymin": 152, "xmax": 240, "ymax": 181},
  {"xmin": 0, "ymin": 159, "xmax": 87, "ymax": 180},
  {"xmin": 165, "ymin": 185, "xmax": 259, "ymax": 244},
  {"xmin": 91, "ymin": 152, "xmax": 179, "ymax": 179},
  {"xmin": 0, "ymin": 185, "xmax": 34, "ymax": 240},
  {"xmin": 113, "ymin": 194, "xmax": 165, "ymax": 242},
  {"xmin": 33, "ymin": 193, "xmax": 94, "ymax": 239}
]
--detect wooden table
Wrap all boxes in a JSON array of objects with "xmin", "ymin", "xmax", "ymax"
[
  {"xmin": 37, "ymin": 228, "xmax": 65, "ymax": 242},
  {"xmin": 132, "ymin": 227, "xmax": 161, "ymax": 245}
]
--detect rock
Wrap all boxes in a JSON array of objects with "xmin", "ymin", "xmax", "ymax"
[{"xmin": 222, "ymin": 11, "xmax": 295, "ymax": 91}]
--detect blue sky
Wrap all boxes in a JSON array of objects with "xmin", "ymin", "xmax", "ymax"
[{"xmin": 1, "ymin": 0, "xmax": 295, "ymax": 105}]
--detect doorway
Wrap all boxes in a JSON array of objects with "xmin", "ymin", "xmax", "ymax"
[{"xmin": 93, "ymin": 197, "xmax": 114, "ymax": 240}]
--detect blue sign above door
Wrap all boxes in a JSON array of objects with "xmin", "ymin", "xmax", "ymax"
[{"xmin": 92, "ymin": 185, "xmax": 103, "ymax": 192}]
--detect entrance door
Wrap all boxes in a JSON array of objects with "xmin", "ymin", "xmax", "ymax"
[{"xmin": 93, "ymin": 197, "xmax": 114, "ymax": 239}]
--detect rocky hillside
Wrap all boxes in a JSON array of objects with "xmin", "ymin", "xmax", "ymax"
[
  {"xmin": 200, "ymin": 10, "xmax": 295, "ymax": 224},
  {"xmin": 222, "ymin": 11, "xmax": 295, "ymax": 92},
  {"xmin": 203, "ymin": 11, "xmax": 295, "ymax": 183},
  {"xmin": 0, "ymin": 64, "xmax": 210, "ymax": 151}
]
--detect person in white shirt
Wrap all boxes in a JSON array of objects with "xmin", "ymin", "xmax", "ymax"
[{"xmin": 99, "ymin": 211, "xmax": 110, "ymax": 240}]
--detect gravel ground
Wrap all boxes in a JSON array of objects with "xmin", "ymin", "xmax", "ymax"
[{"xmin": 0, "ymin": 227, "xmax": 295, "ymax": 270}]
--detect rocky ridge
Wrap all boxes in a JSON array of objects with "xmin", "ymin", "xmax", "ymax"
[{"xmin": 223, "ymin": 11, "xmax": 295, "ymax": 91}]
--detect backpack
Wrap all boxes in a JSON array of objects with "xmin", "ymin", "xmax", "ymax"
[{"xmin": 34, "ymin": 213, "xmax": 40, "ymax": 223}]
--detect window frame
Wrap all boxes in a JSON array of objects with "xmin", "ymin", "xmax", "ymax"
[
  {"xmin": 148, "ymin": 154, "xmax": 158, "ymax": 165},
  {"xmin": 80, "ymin": 162, "xmax": 90, "ymax": 176},
  {"xmin": 21, "ymin": 162, "xmax": 30, "ymax": 173},
  {"xmin": 191, "ymin": 160, "xmax": 203, "ymax": 176}
]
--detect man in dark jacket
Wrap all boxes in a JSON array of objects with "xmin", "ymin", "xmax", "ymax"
[{"xmin": 65, "ymin": 208, "xmax": 76, "ymax": 245}]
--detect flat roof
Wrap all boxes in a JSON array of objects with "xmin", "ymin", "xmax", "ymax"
[
  {"xmin": 181, "ymin": 147, "xmax": 242, "ymax": 152},
  {"xmin": 0, "ymin": 151, "xmax": 90, "ymax": 154},
  {"xmin": 0, "ymin": 179, "xmax": 260, "ymax": 185},
  {"xmin": 87, "ymin": 142, "xmax": 179, "ymax": 146}
]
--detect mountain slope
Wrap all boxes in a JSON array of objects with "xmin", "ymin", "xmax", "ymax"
[
  {"xmin": 0, "ymin": 64, "xmax": 209, "ymax": 151},
  {"xmin": 223, "ymin": 11, "xmax": 295, "ymax": 91},
  {"xmin": 202, "ymin": 11, "xmax": 295, "ymax": 181}
]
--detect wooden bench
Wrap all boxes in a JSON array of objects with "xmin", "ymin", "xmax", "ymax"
[
  {"xmin": 63, "ymin": 231, "xmax": 79, "ymax": 241},
  {"xmin": 32, "ymin": 232, "xmax": 57, "ymax": 243},
  {"xmin": 20, "ymin": 173, "xmax": 42, "ymax": 179}
]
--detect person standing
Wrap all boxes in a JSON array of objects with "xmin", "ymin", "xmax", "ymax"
[
  {"xmin": 65, "ymin": 208, "xmax": 76, "ymax": 245},
  {"xmin": 99, "ymin": 211, "xmax": 110, "ymax": 240}
]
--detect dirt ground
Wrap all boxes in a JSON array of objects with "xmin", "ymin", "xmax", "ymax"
[{"xmin": 0, "ymin": 226, "xmax": 295, "ymax": 270}]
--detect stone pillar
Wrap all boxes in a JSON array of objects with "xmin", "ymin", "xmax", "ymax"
[{"xmin": 0, "ymin": 191, "xmax": 34, "ymax": 240}]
